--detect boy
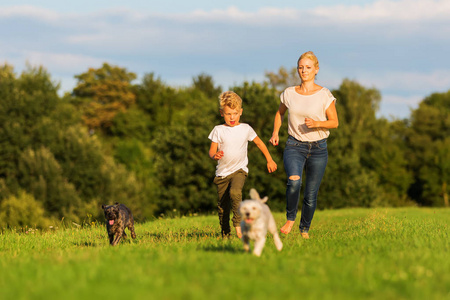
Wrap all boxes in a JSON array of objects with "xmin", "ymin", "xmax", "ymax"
[{"xmin": 208, "ymin": 91, "xmax": 277, "ymax": 238}]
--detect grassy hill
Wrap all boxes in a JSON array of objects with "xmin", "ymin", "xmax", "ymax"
[{"xmin": 0, "ymin": 207, "xmax": 449, "ymax": 299}]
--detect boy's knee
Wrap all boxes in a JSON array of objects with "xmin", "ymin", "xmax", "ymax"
[
  {"xmin": 229, "ymin": 188, "xmax": 242, "ymax": 201},
  {"xmin": 289, "ymin": 175, "xmax": 301, "ymax": 181}
]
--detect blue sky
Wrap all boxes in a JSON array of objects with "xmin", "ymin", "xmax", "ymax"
[{"xmin": 1, "ymin": 0, "xmax": 450, "ymax": 119}]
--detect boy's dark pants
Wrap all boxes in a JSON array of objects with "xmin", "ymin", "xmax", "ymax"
[{"xmin": 213, "ymin": 169, "xmax": 248, "ymax": 237}]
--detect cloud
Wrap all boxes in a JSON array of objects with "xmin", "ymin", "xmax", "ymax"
[
  {"xmin": 3, "ymin": 1, "xmax": 450, "ymax": 28},
  {"xmin": 3, "ymin": 1, "xmax": 449, "ymax": 55},
  {"xmin": 356, "ymin": 70, "xmax": 450, "ymax": 94},
  {"xmin": 378, "ymin": 94, "xmax": 424, "ymax": 119},
  {"xmin": 382, "ymin": 94, "xmax": 424, "ymax": 105},
  {"xmin": 314, "ymin": 0, "xmax": 450, "ymax": 23},
  {"xmin": 22, "ymin": 51, "xmax": 103, "ymax": 73},
  {"xmin": 1, "ymin": 0, "xmax": 449, "ymax": 118},
  {"xmin": 164, "ymin": 0, "xmax": 450, "ymax": 25},
  {"xmin": 0, "ymin": 5, "xmax": 60, "ymax": 21}
]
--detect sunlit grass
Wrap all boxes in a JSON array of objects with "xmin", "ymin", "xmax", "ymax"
[{"xmin": 0, "ymin": 208, "xmax": 449, "ymax": 300}]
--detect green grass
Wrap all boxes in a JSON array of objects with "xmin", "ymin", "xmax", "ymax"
[{"xmin": 1, "ymin": 208, "xmax": 449, "ymax": 300}]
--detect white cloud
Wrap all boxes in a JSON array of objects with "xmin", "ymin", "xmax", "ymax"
[
  {"xmin": 1, "ymin": 0, "xmax": 449, "ymax": 119},
  {"xmin": 2, "ymin": 1, "xmax": 450, "ymax": 26},
  {"xmin": 314, "ymin": 0, "xmax": 450, "ymax": 23},
  {"xmin": 3, "ymin": 1, "xmax": 448, "ymax": 53},
  {"xmin": 166, "ymin": 0, "xmax": 450, "ymax": 25},
  {"xmin": 382, "ymin": 94, "xmax": 423, "ymax": 105},
  {"xmin": 378, "ymin": 93, "xmax": 425, "ymax": 119},
  {"xmin": 175, "ymin": 6, "xmax": 300, "ymax": 25},
  {"xmin": 357, "ymin": 70, "xmax": 450, "ymax": 93},
  {"xmin": 0, "ymin": 5, "xmax": 60, "ymax": 21},
  {"xmin": 22, "ymin": 51, "xmax": 103, "ymax": 73}
]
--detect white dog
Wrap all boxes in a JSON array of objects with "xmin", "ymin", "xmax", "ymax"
[{"xmin": 239, "ymin": 189, "xmax": 283, "ymax": 256}]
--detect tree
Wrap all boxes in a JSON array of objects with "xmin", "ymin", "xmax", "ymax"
[
  {"xmin": 135, "ymin": 73, "xmax": 177, "ymax": 131},
  {"xmin": 192, "ymin": 73, "xmax": 222, "ymax": 99},
  {"xmin": 150, "ymin": 87, "xmax": 218, "ymax": 215},
  {"xmin": 17, "ymin": 146, "xmax": 83, "ymax": 220},
  {"xmin": 0, "ymin": 191, "xmax": 53, "ymax": 229},
  {"xmin": 406, "ymin": 91, "xmax": 450, "ymax": 206},
  {"xmin": 72, "ymin": 63, "xmax": 137, "ymax": 131},
  {"xmin": 0, "ymin": 64, "xmax": 60, "ymax": 190},
  {"xmin": 320, "ymin": 80, "xmax": 412, "ymax": 208},
  {"xmin": 0, "ymin": 64, "xmax": 154, "ymax": 226},
  {"xmin": 265, "ymin": 66, "xmax": 299, "ymax": 92}
]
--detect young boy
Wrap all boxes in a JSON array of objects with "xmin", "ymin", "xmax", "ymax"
[{"xmin": 208, "ymin": 91, "xmax": 277, "ymax": 238}]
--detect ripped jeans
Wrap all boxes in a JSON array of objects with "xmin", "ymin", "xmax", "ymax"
[{"xmin": 283, "ymin": 135, "xmax": 328, "ymax": 233}]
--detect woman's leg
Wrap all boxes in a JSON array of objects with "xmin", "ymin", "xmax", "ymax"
[
  {"xmin": 299, "ymin": 140, "xmax": 328, "ymax": 234},
  {"xmin": 282, "ymin": 139, "xmax": 308, "ymax": 233}
]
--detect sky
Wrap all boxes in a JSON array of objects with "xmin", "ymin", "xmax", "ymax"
[{"xmin": 1, "ymin": 0, "xmax": 450, "ymax": 119}]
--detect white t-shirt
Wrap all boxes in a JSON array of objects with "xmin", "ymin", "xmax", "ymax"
[
  {"xmin": 281, "ymin": 86, "xmax": 336, "ymax": 142},
  {"xmin": 208, "ymin": 123, "xmax": 257, "ymax": 177}
]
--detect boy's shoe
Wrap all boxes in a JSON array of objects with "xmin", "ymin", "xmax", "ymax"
[
  {"xmin": 222, "ymin": 234, "xmax": 231, "ymax": 240},
  {"xmin": 301, "ymin": 232, "xmax": 309, "ymax": 239}
]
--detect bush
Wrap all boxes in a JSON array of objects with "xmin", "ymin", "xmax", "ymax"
[{"xmin": 0, "ymin": 191, "xmax": 53, "ymax": 229}]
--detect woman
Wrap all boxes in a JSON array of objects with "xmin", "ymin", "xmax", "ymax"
[{"xmin": 269, "ymin": 51, "xmax": 338, "ymax": 238}]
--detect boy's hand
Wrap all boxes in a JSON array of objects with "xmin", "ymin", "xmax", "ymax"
[
  {"xmin": 267, "ymin": 160, "xmax": 277, "ymax": 173},
  {"xmin": 213, "ymin": 151, "xmax": 224, "ymax": 160}
]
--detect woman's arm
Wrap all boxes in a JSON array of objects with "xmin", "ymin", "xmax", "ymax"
[
  {"xmin": 305, "ymin": 101, "xmax": 339, "ymax": 129},
  {"xmin": 269, "ymin": 103, "xmax": 288, "ymax": 146}
]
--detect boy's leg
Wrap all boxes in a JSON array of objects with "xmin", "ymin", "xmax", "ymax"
[
  {"xmin": 214, "ymin": 176, "xmax": 231, "ymax": 237},
  {"xmin": 229, "ymin": 170, "xmax": 248, "ymax": 234}
]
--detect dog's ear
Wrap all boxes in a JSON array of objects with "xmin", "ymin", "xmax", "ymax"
[
  {"xmin": 101, "ymin": 205, "xmax": 106, "ymax": 209},
  {"xmin": 114, "ymin": 202, "xmax": 120, "ymax": 206},
  {"xmin": 260, "ymin": 196, "xmax": 268, "ymax": 203},
  {"xmin": 249, "ymin": 188, "xmax": 260, "ymax": 200}
]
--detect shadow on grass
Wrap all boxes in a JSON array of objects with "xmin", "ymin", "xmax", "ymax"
[
  {"xmin": 143, "ymin": 231, "xmax": 222, "ymax": 241},
  {"xmin": 201, "ymin": 243, "xmax": 242, "ymax": 253},
  {"xmin": 72, "ymin": 241, "xmax": 101, "ymax": 247},
  {"xmin": 72, "ymin": 235, "xmax": 136, "ymax": 247}
]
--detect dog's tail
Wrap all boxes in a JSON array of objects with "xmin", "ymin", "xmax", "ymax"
[{"xmin": 250, "ymin": 188, "xmax": 268, "ymax": 203}]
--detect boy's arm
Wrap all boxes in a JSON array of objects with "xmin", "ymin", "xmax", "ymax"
[
  {"xmin": 209, "ymin": 142, "xmax": 224, "ymax": 160},
  {"xmin": 252, "ymin": 136, "xmax": 277, "ymax": 173}
]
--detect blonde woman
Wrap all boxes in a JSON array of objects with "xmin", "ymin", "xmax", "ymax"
[{"xmin": 270, "ymin": 51, "xmax": 339, "ymax": 238}]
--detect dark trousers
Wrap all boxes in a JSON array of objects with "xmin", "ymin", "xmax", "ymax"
[{"xmin": 213, "ymin": 169, "xmax": 248, "ymax": 236}]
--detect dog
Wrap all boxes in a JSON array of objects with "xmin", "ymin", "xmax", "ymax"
[
  {"xmin": 239, "ymin": 189, "xmax": 283, "ymax": 256},
  {"xmin": 102, "ymin": 202, "xmax": 136, "ymax": 246}
]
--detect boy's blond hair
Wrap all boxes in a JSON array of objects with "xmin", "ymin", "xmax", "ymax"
[{"xmin": 219, "ymin": 91, "xmax": 242, "ymax": 111}]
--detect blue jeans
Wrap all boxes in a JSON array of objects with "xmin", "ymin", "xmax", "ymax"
[{"xmin": 283, "ymin": 136, "xmax": 328, "ymax": 233}]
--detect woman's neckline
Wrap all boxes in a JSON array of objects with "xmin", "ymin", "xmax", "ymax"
[{"xmin": 294, "ymin": 85, "xmax": 324, "ymax": 96}]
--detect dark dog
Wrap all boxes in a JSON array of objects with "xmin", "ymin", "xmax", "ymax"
[{"xmin": 102, "ymin": 202, "xmax": 136, "ymax": 246}]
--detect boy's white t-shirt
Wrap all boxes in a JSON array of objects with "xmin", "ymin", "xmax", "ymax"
[
  {"xmin": 281, "ymin": 86, "xmax": 336, "ymax": 142},
  {"xmin": 208, "ymin": 123, "xmax": 257, "ymax": 177}
]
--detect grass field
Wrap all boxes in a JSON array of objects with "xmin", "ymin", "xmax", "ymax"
[{"xmin": 0, "ymin": 207, "xmax": 449, "ymax": 300}]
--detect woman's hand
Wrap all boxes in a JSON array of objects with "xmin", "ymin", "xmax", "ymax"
[
  {"xmin": 305, "ymin": 117, "xmax": 318, "ymax": 128},
  {"xmin": 269, "ymin": 133, "xmax": 279, "ymax": 146}
]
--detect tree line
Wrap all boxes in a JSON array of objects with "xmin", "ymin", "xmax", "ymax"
[{"xmin": 0, "ymin": 63, "xmax": 448, "ymax": 228}]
